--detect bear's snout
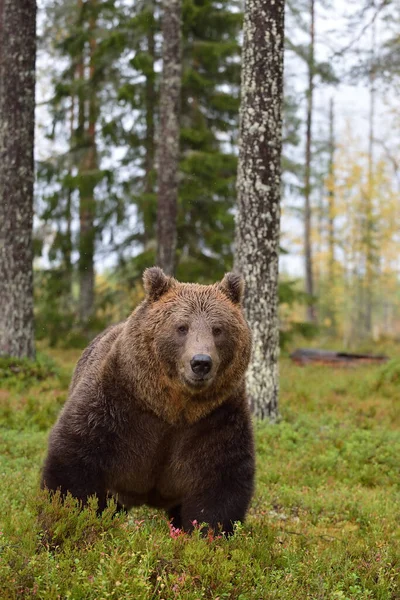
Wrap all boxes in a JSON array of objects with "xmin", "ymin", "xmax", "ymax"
[{"xmin": 190, "ymin": 354, "xmax": 212, "ymax": 376}]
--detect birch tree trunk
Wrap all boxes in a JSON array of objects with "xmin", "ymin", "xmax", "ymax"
[
  {"xmin": 235, "ymin": 0, "xmax": 285, "ymax": 421},
  {"xmin": 0, "ymin": 0, "xmax": 36, "ymax": 359},
  {"xmin": 156, "ymin": 0, "xmax": 182, "ymax": 276}
]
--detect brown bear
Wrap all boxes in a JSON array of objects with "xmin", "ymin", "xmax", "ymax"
[{"xmin": 41, "ymin": 267, "xmax": 255, "ymax": 534}]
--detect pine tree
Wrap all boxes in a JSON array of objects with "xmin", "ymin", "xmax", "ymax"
[
  {"xmin": 235, "ymin": 0, "xmax": 285, "ymax": 420},
  {"xmin": 0, "ymin": 0, "xmax": 36, "ymax": 359},
  {"xmin": 176, "ymin": 0, "xmax": 242, "ymax": 280},
  {"xmin": 118, "ymin": 0, "xmax": 243, "ymax": 282},
  {"xmin": 37, "ymin": 0, "xmax": 128, "ymax": 337}
]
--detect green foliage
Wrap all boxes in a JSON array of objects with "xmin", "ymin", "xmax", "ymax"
[
  {"xmin": 279, "ymin": 279, "xmax": 319, "ymax": 348},
  {"xmin": 34, "ymin": 269, "xmax": 77, "ymax": 347},
  {"xmin": 37, "ymin": 492, "xmax": 122, "ymax": 551},
  {"xmin": 0, "ymin": 353, "xmax": 59, "ymax": 390},
  {"xmin": 35, "ymin": 0, "xmax": 251, "ymax": 346},
  {"xmin": 34, "ymin": 267, "xmax": 119, "ymax": 348},
  {"xmin": 0, "ymin": 352, "xmax": 67, "ymax": 431},
  {"xmin": 0, "ymin": 352, "xmax": 399, "ymax": 598},
  {"xmin": 372, "ymin": 359, "xmax": 400, "ymax": 393}
]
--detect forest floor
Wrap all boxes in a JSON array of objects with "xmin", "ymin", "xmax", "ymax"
[{"xmin": 0, "ymin": 345, "xmax": 399, "ymax": 599}]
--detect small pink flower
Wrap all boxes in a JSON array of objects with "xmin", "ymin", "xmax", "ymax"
[
  {"xmin": 134, "ymin": 519, "xmax": 145, "ymax": 529},
  {"xmin": 168, "ymin": 522, "xmax": 183, "ymax": 538}
]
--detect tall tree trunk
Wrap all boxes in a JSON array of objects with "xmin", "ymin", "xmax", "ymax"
[
  {"xmin": 156, "ymin": 0, "xmax": 182, "ymax": 275},
  {"xmin": 145, "ymin": 0, "xmax": 156, "ymax": 197},
  {"xmin": 0, "ymin": 0, "xmax": 36, "ymax": 359},
  {"xmin": 64, "ymin": 92, "xmax": 75, "ymax": 303},
  {"xmin": 78, "ymin": 0, "xmax": 97, "ymax": 325},
  {"xmin": 327, "ymin": 97, "xmax": 336, "ymax": 332},
  {"xmin": 304, "ymin": 0, "xmax": 316, "ymax": 323},
  {"xmin": 364, "ymin": 18, "xmax": 376, "ymax": 338},
  {"xmin": 143, "ymin": 0, "xmax": 156, "ymax": 248},
  {"xmin": 235, "ymin": 0, "xmax": 285, "ymax": 421}
]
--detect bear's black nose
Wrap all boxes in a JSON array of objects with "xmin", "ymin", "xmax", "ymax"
[{"xmin": 190, "ymin": 354, "xmax": 212, "ymax": 376}]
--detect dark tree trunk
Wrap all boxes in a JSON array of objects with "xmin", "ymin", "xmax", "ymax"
[
  {"xmin": 142, "ymin": 0, "xmax": 156, "ymax": 248},
  {"xmin": 64, "ymin": 94, "xmax": 74, "ymax": 297},
  {"xmin": 78, "ymin": 0, "xmax": 97, "ymax": 325},
  {"xmin": 145, "ymin": 1, "xmax": 156, "ymax": 198},
  {"xmin": 235, "ymin": 0, "xmax": 285, "ymax": 421},
  {"xmin": 0, "ymin": 0, "xmax": 36, "ymax": 359},
  {"xmin": 304, "ymin": 0, "xmax": 316, "ymax": 324},
  {"xmin": 156, "ymin": 0, "xmax": 182, "ymax": 276}
]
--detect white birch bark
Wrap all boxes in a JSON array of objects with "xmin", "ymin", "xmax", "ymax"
[{"xmin": 235, "ymin": 0, "xmax": 285, "ymax": 420}]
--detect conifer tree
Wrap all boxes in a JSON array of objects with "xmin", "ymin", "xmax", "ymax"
[
  {"xmin": 38, "ymin": 0, "xmax": 127, "ymax": 335},
  {"xmin": 176, "ymin": 0, "xmax": 242, "ymax": 280},
  {"xmin": 120, "ymin": 0, "xmax": 243, "ymax": 281}
]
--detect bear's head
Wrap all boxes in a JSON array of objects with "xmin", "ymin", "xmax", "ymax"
[{"xmin": 140, "ymin": 267, "xmax": 252, "ymax": 406}]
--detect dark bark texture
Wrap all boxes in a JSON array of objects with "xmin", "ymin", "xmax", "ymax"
[
  {"xmin": 235, "ymin": 0, "xmax": 285, "ymax": 420},
  {"xmin": 156, "ymin": 0, "xmax": 182, "ymax": 276},
  {"xmin": 78, "ymin": 0, "xmax": 97, "ymax": 325},
  {"xmin": 0, "ymin": 0, "xmax": 36, "ymax": 359},
  {"xmin": 145, "ymin": 2, "xmax": 156, "ymax": 198}
]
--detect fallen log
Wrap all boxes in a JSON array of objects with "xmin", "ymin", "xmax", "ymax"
[{"xmin": 290, "ymin": 348, "xmax": 389, "ymax": 366}]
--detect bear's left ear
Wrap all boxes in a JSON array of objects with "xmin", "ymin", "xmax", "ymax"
[
  {"xmin": 219, "ymin": 272, "xmax": 245, "ymax": 305},
  {"xmin": 143, "ymin": 267, "xmax": 175, "ymax": 302}
]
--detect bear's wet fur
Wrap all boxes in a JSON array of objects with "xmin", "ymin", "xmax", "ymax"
[{"xmin": 41, "ymin": 268, "xmax": 255, "ymax": 534}]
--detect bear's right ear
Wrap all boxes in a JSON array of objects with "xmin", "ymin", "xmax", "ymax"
[
  {"xmin": 143, "ymin": 267, "xmax": 175, "ymax": 302},
  {"xmin": 219, "ymin": 272, "xmax": 245, "ymax": 305}
]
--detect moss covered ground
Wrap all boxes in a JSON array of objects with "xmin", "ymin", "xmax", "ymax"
[{"xmin": 0, "ymin": 348, "xmax": 399, "ymax": 599}]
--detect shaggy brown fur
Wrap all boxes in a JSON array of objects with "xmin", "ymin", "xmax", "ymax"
[{"xmin": 41, "ymin": 268, "xmax": 255, "ymax": 534}]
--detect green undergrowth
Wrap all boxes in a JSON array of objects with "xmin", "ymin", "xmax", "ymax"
[
  {"xmin": 0, "ymin": 351, "xmax": 399, "ymax": 599},
  {"xmin": 0, "ymin": 353, "xmax": 59, "ymax": 389}
]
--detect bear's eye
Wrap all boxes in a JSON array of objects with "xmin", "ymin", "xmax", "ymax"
[
  {"xmin": 212, "ymin": 326, "xmax": 222, "ymax": 337},
  {"xmin": 177, "ymin": 325, "xmax": 188, "ymax": 335}
]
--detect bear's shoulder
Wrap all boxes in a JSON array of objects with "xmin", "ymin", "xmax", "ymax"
[{"xmin": 70, "ymin": 321, "xmax": 126, "ymax": 394}]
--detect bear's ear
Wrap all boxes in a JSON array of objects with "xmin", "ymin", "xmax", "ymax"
[
  {"xmin": 143, "ymin": 267, "xmax": 175, "ymax": 302},
  {"xmin": 219, "ymin": 272, "xmax": 245, "ymax": 305}
]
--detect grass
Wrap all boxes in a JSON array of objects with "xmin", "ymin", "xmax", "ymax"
[{"xmin": 0, "ymin": 347, "xmax": 399, "ymax": 599}]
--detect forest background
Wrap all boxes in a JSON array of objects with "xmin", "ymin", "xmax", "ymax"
[
  {"xmin": 33, "ymin": 0, "xmax": 400, "ymax": 351},
  {"xmin": 0, "ymin": 1, "xmax": 399, "ymax": 597}
]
